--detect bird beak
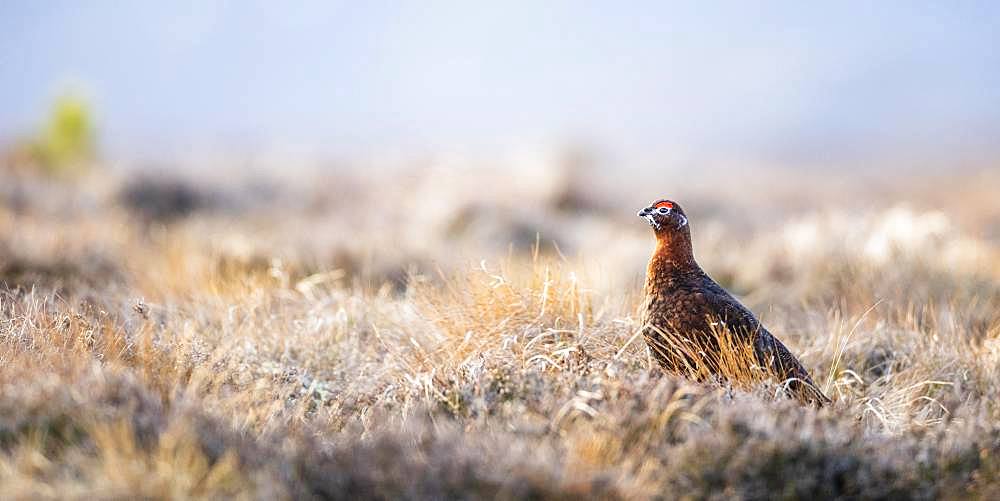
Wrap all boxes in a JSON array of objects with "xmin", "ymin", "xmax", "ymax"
[{"xmin": 638, "ymin": 206, "xmax": 661, "ymax": 230}]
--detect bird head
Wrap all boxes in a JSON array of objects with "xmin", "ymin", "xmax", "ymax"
[{"xmin": 637, "ymin": 199, "xmax": 688, "ymax": 234}]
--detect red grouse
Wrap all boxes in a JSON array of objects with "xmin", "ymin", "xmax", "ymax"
[{"xmin": 638, "ymin": 199, "xmax": 830, "ymax": 405}]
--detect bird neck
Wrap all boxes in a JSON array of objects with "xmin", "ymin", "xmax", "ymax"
[{"xmin": 648, "ymin": 232, "xmax": 697, "ymax": 277}]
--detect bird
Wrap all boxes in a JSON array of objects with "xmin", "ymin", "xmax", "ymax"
[{"xmin": 637, "ymin": 199, "xmax": 830, "ymax": 406}]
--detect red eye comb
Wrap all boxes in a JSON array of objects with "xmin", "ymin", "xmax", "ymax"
[{"xmin": 654, "ymin": 201, "xmax": 673, "ymax": 209}]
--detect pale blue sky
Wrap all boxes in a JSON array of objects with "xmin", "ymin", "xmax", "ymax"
[{"xmin": 2, "ymin": 1, "xmax": 999, "ymax": 164}]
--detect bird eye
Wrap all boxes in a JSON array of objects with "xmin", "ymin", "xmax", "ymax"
[{"xmin": 657, "ymin": 207, "xmax": 669, "ymax": 214}]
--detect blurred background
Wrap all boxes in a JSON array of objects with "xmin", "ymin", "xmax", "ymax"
[
  {"xmin": 2, "ymin": 1, "xmax": 999, "ymax": 295},
  {"xmin": 5, "ymin": 6, "xmax": 1000, "ymax": 497},
  {"xmin": 4, "ymin": 1, "xmax": 1000, "ymax": 167}
]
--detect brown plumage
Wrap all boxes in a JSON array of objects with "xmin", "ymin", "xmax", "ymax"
[{"xmin": 638, "ymin": 199, "xmax": 830, "ymax": 406}]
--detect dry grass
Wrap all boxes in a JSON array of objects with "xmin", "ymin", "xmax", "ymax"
[
  {"xmin": 1, "ymin": 165, "xmax": 999, "ymax": 499},
  {"xmin": 642, "ymin": 322, "xmax": 788, "ymax": 398}
]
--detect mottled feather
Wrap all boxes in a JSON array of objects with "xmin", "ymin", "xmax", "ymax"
[{"xmin": 638, "ymin": 199, "xmax": 830, "ymax": 405}]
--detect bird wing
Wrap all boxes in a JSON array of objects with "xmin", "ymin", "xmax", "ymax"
[{"xmin": 697, "ymin": 280, "xmax": 831, "ymax": 405}]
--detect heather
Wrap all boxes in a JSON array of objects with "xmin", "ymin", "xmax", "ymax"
[{"xmin": 1, "ymin": 165, "xmax": 998, "ymax": 499}]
